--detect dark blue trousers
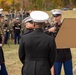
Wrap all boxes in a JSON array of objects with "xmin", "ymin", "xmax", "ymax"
[
  {"xmin": 54, "ymin": 59, "xmax": 73, "ymax": 75},
  {"xmin": 4, "ymin": 32, "xmax": 9, "ymax": 44},
  {"xmin": 0, "ymin": 63, "xmax": 8, "ymax": 75},
  {"xmin": 14, "ymin": 33, "xmax": 20, "ymax": 44}
]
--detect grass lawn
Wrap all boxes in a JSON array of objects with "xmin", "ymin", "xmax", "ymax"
[
  {"xmin": 3, "ymin": 44, "xmax": 76, "ymax": 75},
  {"xmin": 3, "ymin": 44, "xmax": 22, "ymax": 75},
  {"xmin": 2, "ymin": 10, "xmax": 76, "ymax": 75}
]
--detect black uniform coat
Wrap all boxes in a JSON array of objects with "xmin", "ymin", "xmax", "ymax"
[
  {"xmin": 0, "ymin": 35, "xmax": 4, "ymax": 64},
  {"xmin": 21, "ymin": 28, "xmax": 34, "ymax": 74},
  {"xmin": 19, "ymin": 28, "xmax": 56, "ymax": 75},
  {"xmin": 23, "ymin": 28, "xmax": 34, "ymax": 35}
]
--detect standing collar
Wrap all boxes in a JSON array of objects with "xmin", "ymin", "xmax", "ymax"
[{"xmin": 34, "ymin": 28, "xmax": 43, "ymax": 32}]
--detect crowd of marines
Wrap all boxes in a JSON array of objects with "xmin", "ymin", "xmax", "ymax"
[{"xmin": 0, "ymin": 10, "xmax": 30, "ymax": 44}]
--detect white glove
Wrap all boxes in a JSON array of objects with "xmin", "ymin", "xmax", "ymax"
[{"xmin": 0, "ymin": 65, "xmax": 1, "ymax": 70}]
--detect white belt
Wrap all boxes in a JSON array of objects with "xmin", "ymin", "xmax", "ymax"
[{"xmin": 0, "ymin": 44, "xmax": 2, "ymax": 47}]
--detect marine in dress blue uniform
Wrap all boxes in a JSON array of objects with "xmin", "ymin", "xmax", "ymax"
[
  {"xmin": 0, "ymin": 31, "xmax": 8, "ymax": 75},
  {"xmin": 22, "ymin": 16, "xmax": 34, "ymax": 35},
  {"xmin": 19, "ymin": 11, "xmax": 56, "ymax": 75},
  {"xmin": 50, "ymin": 9, "xmax": 73, "ymax": 75},
  {"xmin": 21, "ymin": 16, "xmax": 35, "ymax": 75}
]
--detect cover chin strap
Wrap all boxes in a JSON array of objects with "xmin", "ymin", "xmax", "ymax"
[{"xmin": 0, "ymin": 65, "xmax": 1, "ymax": 70}]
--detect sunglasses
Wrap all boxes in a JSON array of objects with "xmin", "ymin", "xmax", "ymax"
[
  {"xmin": 53, "ymin": 14, "xmax": 61, "ymax": 17},
  {"xmin": 28, "ymin": 21, "xmax": 34, "ymax": 24}
]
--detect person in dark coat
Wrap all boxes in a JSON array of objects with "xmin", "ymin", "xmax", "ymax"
[
  {"xmin": 19, "ymin": 11, "xmax": 56, "ymax": 75},
  {"xmin": 49, "ymin": 9, "xmax": 73, "ymax": 75},
  {"xmin": 0, "ymin": 31, "xmax": 8, "ymax": 75},
  {"xmin": 13, "ymin": 18, "xmax": 21, "ymax": 44},
  {"xmin": 3, "ymin": 19, "xmax": 10, "ymax": 44}
]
